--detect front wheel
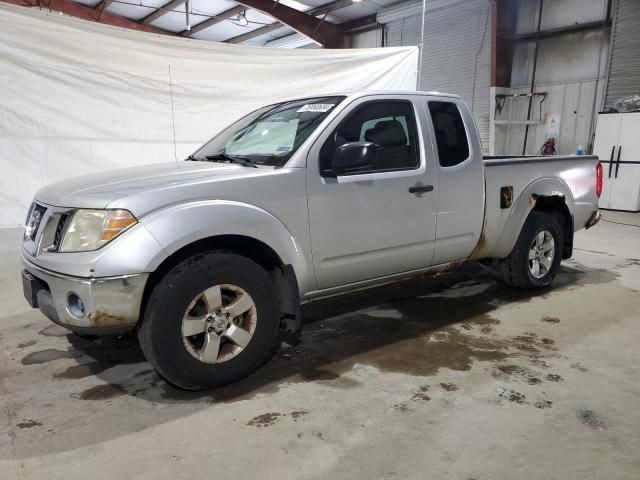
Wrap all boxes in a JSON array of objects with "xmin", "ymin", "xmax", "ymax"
[
  {"xmin": 499, "ymin": 211, "xmax": 563, "ymax": 289},
  {"xmin": 138, "ymin": 251, "xmax": 281, "ymax": 390}
]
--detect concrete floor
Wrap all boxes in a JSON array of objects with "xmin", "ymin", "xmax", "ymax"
[{"xmin": 1, "ymin": 212, "xmax": 639, "ymax": 480}]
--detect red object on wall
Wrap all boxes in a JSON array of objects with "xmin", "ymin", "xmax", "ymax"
[{"xmin": 542, "ymin": 138, "xmax": 556, "ymax": 156}]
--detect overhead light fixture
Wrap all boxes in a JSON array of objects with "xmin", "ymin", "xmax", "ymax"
[
  {"xmin": 231, "ymin": 10, "xmax": 249, "ymax": 27},
  {"xmin": 352, "ymin": 0, "xmax": 364, "ymax": 3}
]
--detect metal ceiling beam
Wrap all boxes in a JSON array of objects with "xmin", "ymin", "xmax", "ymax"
[
  {"xmin": 224, "ymin": 23, "xmax": 281, "ymax": 44},
  {"xmin": 1, "ymin": 0, "xmax": 172, "ymax": 35},
  {"xmin": 341, "ymin": 13, "xmax": 378, "ymax": 34},
  {"xmin": 180, "ymin": 5, "xmax": 246, "ymax": 37},
  {"xmin": 229, "ymin": 0, "xmax": 345, "ymax": 47},
  {"xmin": 95, "ymin": 0, "xmax": 114, "ymax": 12},
  {"xmin": 225, "ymin": 0, "xmax": 351, "ymax": 45},
  {"xmin": 140, "ymin": 0, "xmax": 185, "ymax": 25},
  {"xmin": 307, "ymin": 0, "xmax": 355, "ymax": 17},
  {"xmin": 510, "ymin": 19, "xmax": 611, "ymax": 42}
]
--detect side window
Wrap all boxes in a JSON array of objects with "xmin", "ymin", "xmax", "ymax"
[
  {"xmin": 320, "ymin": 101, "xmax": 419, "ymax": 175},
  {"xmin": 428, "ymin": 101, "xmax": 470, "ymax": 167}
]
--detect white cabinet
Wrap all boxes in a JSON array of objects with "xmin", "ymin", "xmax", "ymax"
[
  {"xmin": 593, "ymin": 112, "xmax": 640, "ymax": 212},
  {"xmin": 609, "ymin": 165, "xmax": 640, "ymax": 212}
]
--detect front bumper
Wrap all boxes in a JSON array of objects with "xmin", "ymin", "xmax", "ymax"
[{"xmin": 22, "ymin": 255, "xmax": 148, "ymax": 335}]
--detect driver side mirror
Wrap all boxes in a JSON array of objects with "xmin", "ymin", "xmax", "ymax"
[{"xmin": 324, "ymin": 142, "xmax": 376, "ymax": 177}]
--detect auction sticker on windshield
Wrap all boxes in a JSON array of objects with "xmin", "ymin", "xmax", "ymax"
[{"xmin": 297, "ymin": 104, "xmax": 335, "ymax": 113}]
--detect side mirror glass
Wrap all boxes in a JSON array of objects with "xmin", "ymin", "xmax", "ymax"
[{"xmin": 327, "ymin": 142, "xmax": 376, "ymax": 177}]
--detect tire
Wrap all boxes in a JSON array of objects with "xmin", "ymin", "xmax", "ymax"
[
  {"xmin": 499, "ymin": 211, "xmax": 563, "ymax": 289},
  {"xmin": 138, "ymin": 251, "xmax": 281, "ymax": 390}
]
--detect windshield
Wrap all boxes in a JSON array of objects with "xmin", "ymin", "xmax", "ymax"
[{"xmin": 191, "ymin": 96, "xmax": 345, "ymax": 167}]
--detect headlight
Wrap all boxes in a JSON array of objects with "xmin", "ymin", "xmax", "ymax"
[{"xmin": 59, "ymin": 209, "xmax": 137, "ymax": 252}]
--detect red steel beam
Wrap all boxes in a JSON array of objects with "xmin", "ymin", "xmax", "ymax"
[
  {"xmin": 1, "ymin": 0, "xmax": 172, "ymax": 35},
  {"xmin": 235, "ymin": 0, "xmax": 344, "ymax": 48}
]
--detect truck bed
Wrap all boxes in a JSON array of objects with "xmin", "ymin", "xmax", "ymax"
[{"xmin": 473, "ymin": 154, "xmax": 600, "ymax": 260}]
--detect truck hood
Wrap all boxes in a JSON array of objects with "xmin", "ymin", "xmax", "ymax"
[{"xmin": 35, "ymin": 161, "xmax": 262, "ymax": 210}]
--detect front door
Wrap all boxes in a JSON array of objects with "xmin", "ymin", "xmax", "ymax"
[{"xmin": 306, "ymin": 97, "xmax": 437, "ymax": 290}]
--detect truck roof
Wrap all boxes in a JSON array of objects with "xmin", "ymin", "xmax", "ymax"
[
  {"xmin": 282, "ymin": 90, "xmax": 461, "ymax": 104},
  {"xmin": 346, "ymin": 90, "xmax": 461, "ymax": 99}
]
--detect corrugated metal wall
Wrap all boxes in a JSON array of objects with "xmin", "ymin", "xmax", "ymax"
[
  {"xmin": 492, "ymin": 0, "xmax": 610, "ymax": 155},
  {"xmin": 382, "ymin": 0, "xmax": 491, "ymax": 153},
  {"xmin": 605, "ymin": 0, "xmax": 640, "ymax": 107}
]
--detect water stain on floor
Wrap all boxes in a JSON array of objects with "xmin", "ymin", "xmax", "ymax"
[
  {"xmin": 54, "ymin": 363, "xmax": 111, "ymax": 380},
  {"xmin": 411, "ymin": 385, "xmax": 431, "ymax": 402},
  {"xmin": 38, "ymin": 325, "xmax": 70, "ymax": 337},
  {"xmin": 247, "ymin": 412, "xmax": 282, "ymax": 427},
  {"xmin": 571, "ymin": 363, "xmax": 588, "ymax": 372},
  {"xmin": 392, "ymin": 403, "xmax": 410, "ymax": 412},
  {"xmin": 53, "ymin": 335, "xmax": 147, "ymax": 381},
  {"xmin": 21, "ymin": 349, "xmax": 83, "ymax": 365},
  {"xmin": 16, "ymin": 420, "xmax": 42, "ymax": 429},
  {"xmin": 77, "ymin": 384, "xmax": 126, "ymax": 401},
  {"xmin": 541, "ymin": 316, "xmax": 560, "ymax": 324},
  {"xmin": 496, "ymin": 387, "xmax": 527, "ymax": 404},
  {"xmin": 578, "ymin": 409, "xmax": 606, "ymax": 430},
  {"xmin": 290, "ymin": 410, "xmax": 309, "ymax": 421},
  {"xmin": 495, "ymin": 364, "xmax": 542, "ymax": 385}
]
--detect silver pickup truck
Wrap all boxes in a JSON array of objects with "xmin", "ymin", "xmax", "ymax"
[{"xmin": 21, "ymin": 91, "xmax": 602, "ymax": 390}]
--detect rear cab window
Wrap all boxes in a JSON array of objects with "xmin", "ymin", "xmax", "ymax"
[{"xmin": 428, "ymin": 101, "xmax": 470, "ymax": 167}]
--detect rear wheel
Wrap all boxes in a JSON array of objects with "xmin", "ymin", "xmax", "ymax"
[
  {"xmin": 138, "ymin": 251, "xmax": 281, "ymax": 390},
  {"xmin": 499, "ymin": 211, "xmax": 563, "ymax": 289}
]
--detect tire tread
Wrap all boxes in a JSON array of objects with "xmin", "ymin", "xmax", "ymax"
[
  {"xmin": 138, "ymin": 250, "xmax": 280, "ymax": 390},
  {"xmin": 499, "ymin": 211, "xmax": 563, "ymax": 290}
]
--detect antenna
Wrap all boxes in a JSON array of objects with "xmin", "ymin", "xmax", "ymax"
[
  {"xmin": 168, "ymin": 64, "xmax": 178, "ymax": 163},
  {"xmin": 417, "ymin": 0, "xmax": 426, "ymax": 89}
]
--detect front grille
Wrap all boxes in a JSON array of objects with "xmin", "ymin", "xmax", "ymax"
[
  {"xmin": 38, "ymin": 212, "xmax": 71, "ymax": 254},
  {"xmin": 51, "ymin": 213, "xmax": 69, "ymax": 251}
]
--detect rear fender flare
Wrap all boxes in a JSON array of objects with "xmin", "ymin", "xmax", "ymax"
[{"xmin": 491, "ymin": 177, "xmax": 574, "ymax": 259}]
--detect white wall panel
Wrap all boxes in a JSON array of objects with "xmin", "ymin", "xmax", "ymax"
[{"xmin": 0, "ymin": 3, "xmax": 418, "ymax": 227}]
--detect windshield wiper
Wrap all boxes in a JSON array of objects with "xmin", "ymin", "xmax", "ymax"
[
  {"xmin": 205, "ymin": 153, "xmax": 258, "ymax": 168},
  {"xmin": 185, "ymin": 154, "xmax": 203, "ymax": 161}
]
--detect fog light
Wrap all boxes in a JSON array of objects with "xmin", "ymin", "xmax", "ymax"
[{"xmin": 67, "ymin": 293, "xmax": 85, "ymax": 318}]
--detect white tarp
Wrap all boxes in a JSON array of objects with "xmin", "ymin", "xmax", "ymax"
[{"xmin": 0, "ymin": 3, "xmax": 418, "ymax": 227}]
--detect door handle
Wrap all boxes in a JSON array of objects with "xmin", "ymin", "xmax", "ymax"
[
  {"xmin": 615, "ymin": 145, "xmax": 622, "ymax": 178},
  {"xmin": 408, "ymin": 184, "xmax": 434, "ymax": 195},
  {"xmin": 608, "ymin": 145, "xmax": 615, "ymax": 178}
]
